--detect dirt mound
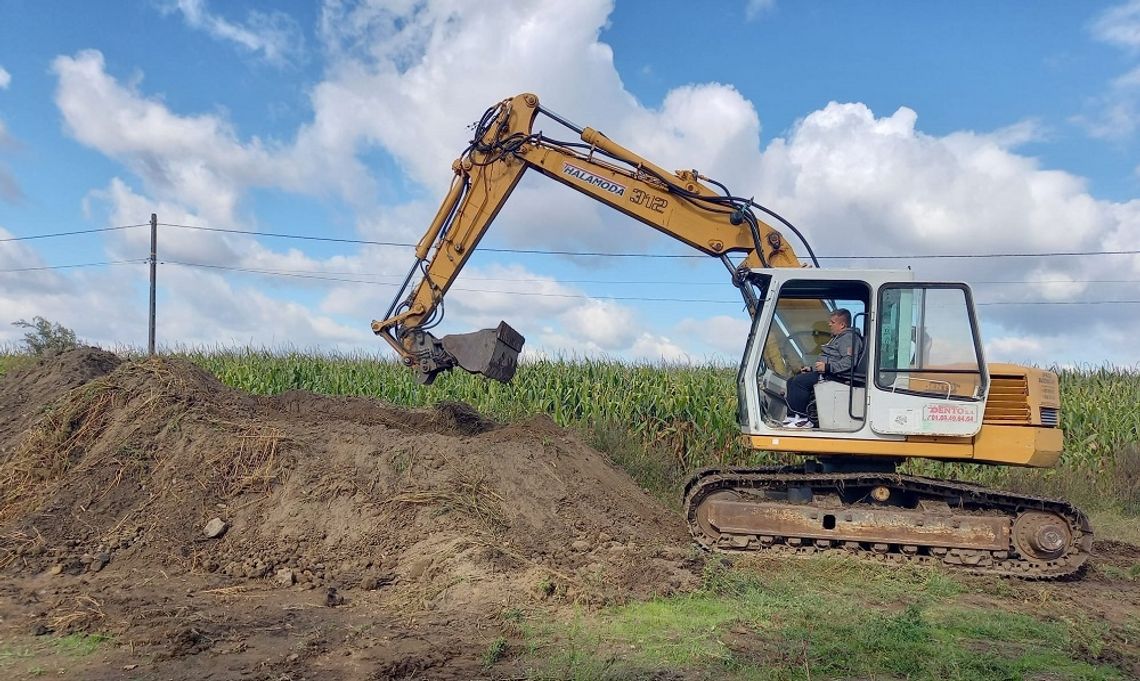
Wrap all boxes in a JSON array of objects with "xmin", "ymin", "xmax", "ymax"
[
  {"xmin": 0, "ymin": 350, "xmax": 696, "ymax": 618},
  {"xmin": 0, "ymin": 347, "xmax": 121, "ymax": 447}
]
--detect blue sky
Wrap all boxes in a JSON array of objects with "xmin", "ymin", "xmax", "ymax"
[{"xmin": 0, "ymin": 0, "xmax": 1138, "ymax": 367}]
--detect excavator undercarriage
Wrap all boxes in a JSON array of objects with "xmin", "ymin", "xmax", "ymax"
[{"xmin": 684, "ymin": 462, "xmax": 1092, "ymax": 579}]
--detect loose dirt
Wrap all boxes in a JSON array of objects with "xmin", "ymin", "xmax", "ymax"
[
  {"xmin": 0, "ymin": 349, "xmax": 698, "ymax": 679},
  {"xmin": 0, "ymin": 349, "xmax": 1137, "ymax": 680}
]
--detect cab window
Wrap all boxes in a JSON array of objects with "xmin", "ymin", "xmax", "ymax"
[
  {"xmin": 876, "ymin": 284, "xmax": 985, "ymax": 400},
  {"xmin": 760, "ymin": 280, "xmax": 869, "ymax": 379}
]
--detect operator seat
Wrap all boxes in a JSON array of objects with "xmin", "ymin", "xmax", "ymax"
[{"xmin": 812, "ymin": 325, "xmax": 867, "ymax": 430}]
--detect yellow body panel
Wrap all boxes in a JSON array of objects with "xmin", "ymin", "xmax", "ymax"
[
  {"xmin": 973, "ymin": 424, "xmax": 1063, "ymax": 467},
  {"xmin": 748, "ymin": 423, "xmax": 1062, "ymax": 468}
]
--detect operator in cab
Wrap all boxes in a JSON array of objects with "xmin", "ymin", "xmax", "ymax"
[{"xmin": 783, "ymin": 309, "xmax": 863, "ymax": 429}]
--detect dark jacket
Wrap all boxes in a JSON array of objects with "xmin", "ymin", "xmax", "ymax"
[{"xmin": 820, "ymin": 327, "xmax": 863, "ymax": 375}]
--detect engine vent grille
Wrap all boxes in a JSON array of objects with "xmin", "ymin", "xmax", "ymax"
[
  {"xmin": 1039, "ymin": 407, "xmax": 1060, "ymax": 427},
  {"xmin": 984, "ymin": 376, "xmax": 1031, "ymax": 424}
]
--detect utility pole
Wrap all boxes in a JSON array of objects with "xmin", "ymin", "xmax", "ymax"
[{"xmin": 148, "ymin": 213, "xmax": 157, "ymax": 356}]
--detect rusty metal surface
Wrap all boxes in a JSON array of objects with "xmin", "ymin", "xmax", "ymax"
[
  {"xmin": 1013, "ymin": 510, "xmax": 1072, "ymax": 561},
  {"xmin": 683, "ymin": 466, "xmax": 1093, "ymax": 580},
  {"xmin": 705, "ymin": 499, "xmax": 1010, "ymax": 550}
]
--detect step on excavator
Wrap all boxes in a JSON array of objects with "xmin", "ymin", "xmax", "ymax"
[{"xmin": 372, "ymin": 93, "xmax": 1091, "ymax": 578}]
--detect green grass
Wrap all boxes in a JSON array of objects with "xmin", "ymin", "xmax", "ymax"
[
  {"xmin": 482, "ymin": 636, "xmax": 509, "ymax": 669},
  {"xmin": 0, "ymin": 353, "xmax": 31, "ymax": 376},
  {"xmin": 0, "ymin": 645, "xmax": 35, "ymax": 664},
  {"xmin": 520, "ymin": 557, "xmax": 1127, "ymax": 680},
  {"xmin": 51, "ymin": 633, "xmax": 111, "ymax": 657},
  {"xmin": 1088, "ymin": 508, "xmax": 1140, "ymax": 546}
]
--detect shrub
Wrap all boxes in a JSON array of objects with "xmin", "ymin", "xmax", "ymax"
[{"xmin": 11, "ymin": 317, "xmax": 79, "ymax": 356}]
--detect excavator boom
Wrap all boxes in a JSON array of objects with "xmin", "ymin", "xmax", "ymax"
[{"xmin": 372, "ymin": 93, "xmax": 808, "ymax": 383}]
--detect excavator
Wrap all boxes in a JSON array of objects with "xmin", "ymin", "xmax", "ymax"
[{"xmin": 372, "ymin": 93, "xmax": 1090, "ymax": 579}]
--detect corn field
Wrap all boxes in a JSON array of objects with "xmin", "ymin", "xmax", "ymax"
[{"xmin": 2, "ymin": 349, "xmax": 1137, "ymax": 508}]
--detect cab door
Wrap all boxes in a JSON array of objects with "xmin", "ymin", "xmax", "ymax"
[{"xmin": 869, "ymin": 283, "xmax": 988, "ymax": 437}]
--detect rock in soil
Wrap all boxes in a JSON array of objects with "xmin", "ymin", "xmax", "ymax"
[{"xmin": 203, "ymin": 518, "xmax": 228, "ymax": 539}]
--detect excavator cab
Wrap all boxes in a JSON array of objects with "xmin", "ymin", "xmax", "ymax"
[{"xmin": 738, "ymin": 269, "xmax": 989, "ymax": 443}]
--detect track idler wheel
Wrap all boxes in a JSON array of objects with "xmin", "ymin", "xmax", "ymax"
[
  {"xmin": 1012, "ymin": 511, "xmax": 1071, "ymax": 561},
  {"xmin": 691, "ymin": 490, "xmax": 739, "ymax": 547}
]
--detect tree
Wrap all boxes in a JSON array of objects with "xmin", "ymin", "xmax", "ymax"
[{"xmin": 11, "ymin": 316, "xmax": 79, "ymax": 356}]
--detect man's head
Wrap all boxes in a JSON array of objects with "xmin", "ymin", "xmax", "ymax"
[{"xmin": 828, "ymin": 308, "xmax": 851, "ymax": 332}]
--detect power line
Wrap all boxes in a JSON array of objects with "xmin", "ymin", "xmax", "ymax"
[
  {"xmin": 973, "ymin": 279, "xmax": 1140, "ymax": 284},
  {"xmin": 3, "ymin": 220, "xmax": 1136, "ymax": 262},
  {"xmin": 163, "ymin": 259, "xmax": 1140, "ymax": 306},
  {"xmin": 160, "ymin": 258, "xmax": 1140, "ymax": 288},
  {"xmin": 159, "ymin": 222, "xmax": 413, "ymax": 247},
  {"xmin": 977, "ymin": 300, "xmax": 1140, "ymax": 306},
  {"xmin": 177, "ymin": 263, "xmax": 1140, "ymax": 287},
  {"xmin": 163, "ymin": 259, "xmax": 737, "ymax": 303},
  {"xmin": 0, "ymin": 259, "xmax": 147, "ymax": 273},
  {"xmin": 159, "ymin": 221, "xmax": 1140, "ymax": 260},
  {"xmin": 819, "ymin": 250, "xmax": 1140, "ymax": 260},
  {"xmin": 0, "ymin": 224, "xmax": 148, "ymax": 243},
  {"xmin": 162, "ymin": 259, "xmax": 395, "ymax": 286}
]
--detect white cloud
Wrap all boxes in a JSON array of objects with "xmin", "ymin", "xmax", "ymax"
[
  {"xmin": 441, "ymin": 263, "xmax": 581, "ymax": 329},
  {"xmin": 0, "ymin": 68, "xmax": 18, "ymax": 201},
  {"xmin": 307, "ymin": 0, "xmax": 632, "ymax": 191},
  {"xmin": 52, "ymin": 50, "xmax": 372, "ymax": 224},
  {"xmin": 983, "ymin": 119, "xmax": 1048, "ymax": 148},
  {"xmin": 166, "ymin": 0, "xmax": 303, "ymax": 65},
  {"xmin": 676, "ymin": 315, "xmax": 752, "ymax": 356},
  {"xmin": 157, "ymin": 265, "xmax": 367, "ymax": 348},
  {"xmin": 758, "ymin": 102, "xmax": 1109, "ymax": 253},
  {"xmin": 745, "ymin": 0, "xmax": 777, "ymax": 21},
  {"xmin": 558, "ymin": 299, "xmax": 640, "ymax": 350},
  {"xmin": 630, "ymin": 332, "xmax": 690, "ymax": 362},
  {"xmin": 0, "ymin": 167, "xmax": 21, "ymax": 203},
  {"xmin": 1114, "ymin": 64, "xmax": 1140, "ymax": 89},
  {"xmin": 1023, "ymin": 269, "xmax": 1087, "ymax": 302},
  {"xmin": 0, "ymin": 226, "xmax": 145, "ymax": 347},
  {"xmin": 621, "ymin": 83, "xmax": 763, "ymax": 186},
  {"xmin": 54, "ymin": 51, "xmax": 274, "ymax": 224},
  {"xmin": 0, "ymin": 118, "xmax": 20, "ymax": 202},
  {"xmin": 985, "ymin": 335, "xmax": 1045, "ymax": 362},
  {"xmin": 747, "ymin": 99, "xmax": 1140, "ymax": 361},
  {"xmin": 1078, "ymin": 2, "xmax": 1140, "ymax": 139},
  {"xmin": 1090, "ymin": 1, "xmax": 1140, "ymax": 50}
]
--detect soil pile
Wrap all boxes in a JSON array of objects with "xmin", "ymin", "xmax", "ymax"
[{"xmin": 0, "ymin": 349, "xmax": 697, "ymax": 614}]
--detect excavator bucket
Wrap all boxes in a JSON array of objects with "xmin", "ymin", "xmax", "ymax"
[{"xmin": 439, "ymin": 321, "xmax": 525, "ymax": 383}]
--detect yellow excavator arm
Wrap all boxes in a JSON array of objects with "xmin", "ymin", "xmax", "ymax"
[{"xmin": 372, "ymin": 93, "xmax": 813, "ymax": 383}]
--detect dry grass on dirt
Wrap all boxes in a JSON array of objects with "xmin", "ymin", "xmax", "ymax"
[{"xmin": 0, "ymin": 348, "xmax": 698, "ymax": 679}]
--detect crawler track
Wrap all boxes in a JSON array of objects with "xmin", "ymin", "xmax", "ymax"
[{"xmin": 684, "ymin": 466, "xmax": 1093, "ymax": 579}]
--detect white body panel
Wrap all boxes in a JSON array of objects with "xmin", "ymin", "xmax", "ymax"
[
  {"xmin": 814, "ymin": 380, "xmax": 866, "ymax": 430},
  {"xmin": 868, "ymin": 390, "xmax": 983, "ymax": 437}
]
